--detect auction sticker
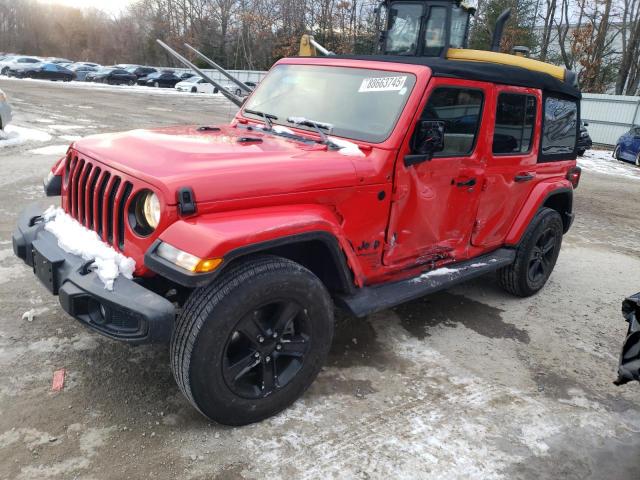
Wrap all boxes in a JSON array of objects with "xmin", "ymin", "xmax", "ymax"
[{"xmin": 358, "ymin": 76, "xmax": 407, "ymax": 93}]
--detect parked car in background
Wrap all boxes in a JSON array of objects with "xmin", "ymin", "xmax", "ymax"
[
  {"xmin": 69, "ymin": 63, "xmax": 98, "ymax": 81},
  {"xmin": 127, "ymin": 66, "xmax": 157, "ymax": 79},
  {"xmin": 77, "ymin": 62, "xmax": 101, "ymax": 68},
  {"xmin": 87, "ymin": 67, "xmax": 137, "ymax": 85},
  {"xmin": 233, "ymin": 81, "xmax": 258, "ymax": 97},
  {"xmin": 576, "ymin": 121, "xmax": 592, "ymax": 156},
  {"xmin": 143, "ymin": 71, "xmax": 182, "ymax": 88},
  {"xmin": 178, "ymin": 72, "xmax": 196, "ymax": 81},
  {"xmin": 0, "ymin": 56, "xmax": 41, "ymax": 75},
  {"xmin": 175, "ymin": 76, "xmax": 216, "ymax": 93},
  {"xmin": 0, "ymin": 88, "xmax": 12, "ymax": 132},
  {"xmin": 47, "ymin": 57, "xmax": 73, "ymax": 64},
  {"xmin": 8, "ymin": 62, "xmax": 75, "ymax": 81},
  {"xmin": 614, "ymin": 125, "xmax": 640, "ymax": 166}
]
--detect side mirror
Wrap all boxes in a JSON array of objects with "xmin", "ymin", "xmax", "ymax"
[{"xmin": 404, "ymin": 120, "xmax": 445, "ymax": 167}]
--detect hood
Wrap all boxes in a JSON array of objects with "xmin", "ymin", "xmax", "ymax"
[{"xmin": 73, "ymin": 125, "xmax": 360, "ymax": 204}]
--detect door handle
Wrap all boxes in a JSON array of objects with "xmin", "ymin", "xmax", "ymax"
[
  {"xmin": 456, "ymin": 178, "xmax": 476, "ymax": 187},
  {"xmin": 514, "ymin": 173, "xmax": 536, "ymax": 182}
]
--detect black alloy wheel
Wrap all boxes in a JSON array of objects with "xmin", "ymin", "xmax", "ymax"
[
  {"xmin": 222, "ymin": 300, "xmax": 311, "ymax": 399},
  {"xmin": 498, "ymin": 207, "xmax": 563, "ymax": 297},
  {"xmin": 527, "ymin": 227, "xmax": 557, "ymax": 285}
]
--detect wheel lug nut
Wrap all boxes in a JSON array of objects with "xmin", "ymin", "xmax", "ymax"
[
  {"xmin": 265, "ymin": 356, "xmax": 271, "ymax": 363},
  {"xmin": 258, "ymin": 335, "xmax": 264, "ymax": 343},
  {"xmin": 272, "ymin": 332, "xmax": 278, "ymax": 338},
  {"xmin": 254, "ymin": 352, "xmax": 260, "ymax": 358},
  {"xmin": 276, "ymin": 344, "xmax": 282, "ymax": 351}
]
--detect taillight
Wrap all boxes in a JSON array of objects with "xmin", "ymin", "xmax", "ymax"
[{"xmin": 567, "ymin": 166, "xmax": 581, "ymax": 189}]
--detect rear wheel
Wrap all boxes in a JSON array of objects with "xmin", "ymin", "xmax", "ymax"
[
  {"xmin": 635, "ymin": 153, "xmax": 640, "ymax": 167},
  {"xmin": 154, "ymin": 81, "xmax": 160, "ymax": 88},
  {"xmin": 171, "ymin": 256, "xmax": 334, "ymax": 425},
  {"xmin": 498, "ymin": 208, "xmax": 563, "ymax": 297},
  {"xmin": 191, "ymin": 86, "xmax": 197, "ymax": 93}
]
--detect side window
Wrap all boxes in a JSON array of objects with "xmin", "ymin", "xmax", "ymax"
[
  {"xmin": 493, "ymin": 93, "xmax": 536, "ymax": 154},
  {"xmin": 541, "ymin": 96, "xmax": 578, "ymax": 158},
  {"xmin": 424, "ymin": 6, "xmax": 447, "ymax": 56},
  {"xmin": 420, "ymin": 87, "xmax": 483, "ymax": 156},
  {"xmin": 385, "ymin": 3, "xmax": 423, "ymax": 55}
]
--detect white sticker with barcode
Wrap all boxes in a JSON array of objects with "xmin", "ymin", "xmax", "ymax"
[{"xmin": 358, "ymin": 76, "xmax": 407, "ymax": 93}]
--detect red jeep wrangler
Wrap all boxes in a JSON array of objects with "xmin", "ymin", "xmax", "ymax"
[{"xmin": 13, "ymin": 54, "xmax": 581, "ymax": 425}]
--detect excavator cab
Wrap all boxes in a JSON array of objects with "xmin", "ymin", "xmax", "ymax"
[{"xmin": 378, "ymin": 0, "xmax": 475, "ymax": 57}]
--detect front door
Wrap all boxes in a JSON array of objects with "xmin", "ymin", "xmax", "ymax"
[
  {"xmin": 472, "ymin": 86, "xmax": 541, "ymax": 248},
  {"xmin": 384, "ymin": 78, "xmax": 490, "ymax": 267}
]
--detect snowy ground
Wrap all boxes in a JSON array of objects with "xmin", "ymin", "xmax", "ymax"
[
  {"xmin": 0, "ymin": 79, "xmax": 639, "ymax": 480},
  {"xmin": 578, "ymin": 148, "xmax": 640, "ymax": 181}
]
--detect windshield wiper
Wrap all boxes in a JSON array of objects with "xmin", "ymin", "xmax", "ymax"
[
  {"xmin": 286, "ymin": 116, "xmax": 335, "ymax": 146},
  {"xmin": 244, "ymin": 109, "xmax": 277, "ymax": 131}
]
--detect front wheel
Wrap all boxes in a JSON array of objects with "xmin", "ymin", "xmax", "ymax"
[
  {"xmin": 191, "ymin": 86, "xmax": 197, "ymax": 93},
  {"xmin": 614, "ymin": 145, "xmax": 621, "ymax": 160},
  {"xmin": 577, "ymin": 149, "xmax": 585, "ymax": 156},
  {"xmin": 635, "ymin": 153, "xmax": 640, "ymax": 167},
  {"xmin": 154, "ymin": 81, "xmax": 160, "ymax": 88},
  {"xmin": 171, "ymin": 256, "xmax": 334, "ymax": 425},
  {"xmin": 498, "ymin": 208, "xmax": 563, "ymax": 297}
]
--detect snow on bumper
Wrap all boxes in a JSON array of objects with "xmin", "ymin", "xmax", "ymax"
[
  {"xmin": 12, "ymin": 204, "xmax": 174, "ymax": 344},
  {"xmin": 43, "ymin": 206, "xmax": 135, "ymax": 291}
]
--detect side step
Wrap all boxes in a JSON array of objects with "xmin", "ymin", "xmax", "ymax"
[{"xmin": 335, "ymin": 248, "xmax": 516, "ymax": 317}]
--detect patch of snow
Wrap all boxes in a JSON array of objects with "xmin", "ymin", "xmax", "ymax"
[
  {"xmin": 578, "ymin": 149, "xmax": 640, "ymax": 181},
  {"xmin": 29, "ymin": 145, "xmax": 69, "ymax": 155},
  {"xmin": 77, "ymin": 105, "xmax": 93, "ymax": 109},
  {"xmin": 469, "ymin": 262, "xmax": 487, "ymax": 268},
  {"xmin": 273, "ymin": 125, "xmax": 294, "ymax": 135},
  {"xmin": 34, "ymin": 118, "xmax": 54, "ymax": 123},
  {"xmin": 328, "ymin": 136, "xmax": 365, "ymax": 157},
  {"xmin": 411, "ymin": 267, "xmax": 459, "ymax": 283},
  {"xmin": 59, "ymin": 135, "xmax": 81, "ymax": 142},
  {"xmin": 47, "ymin": 124, "xmax": 84, "ymax": 131},
  {"xmin": 0, "ymin": 125, "xmax": 52, "ymax": 148},
  {"xmin": 21, "ymin": 307, "xmax": 49, "ymax": 322},
  {"xmin": 43, "ymin": 207, "xmax": 135, "ymax": 290}
]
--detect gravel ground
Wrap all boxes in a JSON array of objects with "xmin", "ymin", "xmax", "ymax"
[{"xmin": 0, "ymin": 78, "xmax": 639, "ymax": 480}]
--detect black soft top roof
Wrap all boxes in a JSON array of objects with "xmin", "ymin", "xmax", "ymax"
[{"xmin": 334, "ymin": 55, "xmax": 581, "ymax": 99}]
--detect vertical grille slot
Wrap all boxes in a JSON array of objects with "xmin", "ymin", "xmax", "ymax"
[
  {"xmin": 87, "ymin": 167, "xmax": 101, "ymax": 229},
  {"xmin": 117, "ymin": 182, "xmax": 133, "ymax": 250},
  {"xmin": 71, "ymin": 159, "xmax": 85, "ymax": 219},
  {"xmin": 106, "ymin": 177, "xmax": 121, "ymax": 245},
  {"xmin": 96, "ymin": 172, "xmax": 111, "ymax": 239},
  {"xmin": 66, "ymin": 156, "xmax": 78, "ymax": 214},
  {"xmin": 79, "ymin": 163, "xmax": 93, "ymax": 225}
]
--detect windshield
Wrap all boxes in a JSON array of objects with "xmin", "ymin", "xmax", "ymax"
[
  {"xmin": 243, "ymin": 65, "xmax": 416, "ymax": 143},
  {"xmin": 183, "ymin": 76, "xmax": 201, "ymax": 83}
]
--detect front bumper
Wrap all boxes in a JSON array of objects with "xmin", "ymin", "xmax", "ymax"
[
  {"xmin": 615, "ymin": 292, "xmax": 640, "ymax": 385},
  {"xmin": 12, "ymin": 204, "xmax": 175, "ymax": 344}
]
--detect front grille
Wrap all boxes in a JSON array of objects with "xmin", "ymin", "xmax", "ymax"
[{"xmin": 64, "ymin": 155, "xmax": 134, "ymax": 252}]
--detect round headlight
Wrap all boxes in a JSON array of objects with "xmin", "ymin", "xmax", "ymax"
[
  {"xmin": 143, "ymin": 192, "xmax": 161, "ymax": 229},
  {"xmin": 130, "ymin": 190, "xmax": 161, "ymax": 236}
]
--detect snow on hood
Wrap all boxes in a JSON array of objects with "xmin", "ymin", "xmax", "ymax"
[{"xmin": 43, "ymin": 207, "xmax": 135, "ymax": 290}]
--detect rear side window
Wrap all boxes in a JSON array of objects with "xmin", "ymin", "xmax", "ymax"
[
  {"xmin": 421, "ymin": 87, "xmax": 483, "ymax": 156},
  {"xmin": 493, "ymin": 93, "xmax": 536, "ymax": 154},
  {"xmin": 541, "ymin": 96, "xmax": 578, "ymax": 159}
]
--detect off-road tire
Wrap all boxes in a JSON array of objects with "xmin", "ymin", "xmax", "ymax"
[
  {"xmin": 171, "ymin": 255, "xmax": 334, "ymax": 425},
  {"xmin": 498, "ymin": 207, "xmax": 563, "ymax": 297}
]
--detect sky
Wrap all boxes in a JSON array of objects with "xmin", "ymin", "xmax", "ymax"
[{"xmin": 39, "ymin": 0, "xmax": 133, "ymax": 15}]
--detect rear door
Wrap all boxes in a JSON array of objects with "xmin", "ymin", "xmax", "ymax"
[
  {"xmin": 384, "ymin": 78, "xmax": 490, "ymax": 266},
  {"xmin": 472, "ymin": 86, "xmax": 540, "ymax": 248}
]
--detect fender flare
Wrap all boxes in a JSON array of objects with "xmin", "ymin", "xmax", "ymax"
[
  {"xmin": 144, "ymin": 204, "xmax": 361, "ymax": 290},
  {"xmin": 505, "ymin": 181, "xmax": 573, "ymax": 246}
]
